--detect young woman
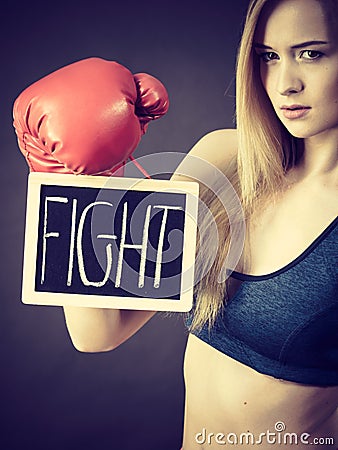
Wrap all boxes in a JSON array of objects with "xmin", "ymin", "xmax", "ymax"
[{"xmin": 63, "ymin": 0, "xmax": 338, "ymax": 447}]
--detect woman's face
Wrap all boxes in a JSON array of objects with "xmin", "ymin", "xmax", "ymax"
[{"xmin": 254, "ymin": 0, "xmax": 338, "ymax": 141}]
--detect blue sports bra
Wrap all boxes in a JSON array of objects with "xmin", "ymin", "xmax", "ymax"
[{"xmin": 188, "ymin": 216, "xmax": 338, "ymax": 386}]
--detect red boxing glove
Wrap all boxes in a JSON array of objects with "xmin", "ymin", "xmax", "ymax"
[{"xmin": 13, "ymin": 57, "xmax": 169, "ymax": 176}]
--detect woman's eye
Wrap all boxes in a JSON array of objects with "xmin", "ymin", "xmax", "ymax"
[
  {"xmin": 300, "ymin": 50, "xmax": 323, "ymax": 60},
  {"xmin": 259, "ymin": 51, "xmax": 279, "ymax": 62}
]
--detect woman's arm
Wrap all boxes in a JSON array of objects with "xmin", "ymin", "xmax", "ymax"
[
  {"xmin": 63, "ymin": 129, "xmax": 237, "ymax": 353},
  {"xmin": 63, "ymin": 306, "xmax": 156, "ymax": 352}
]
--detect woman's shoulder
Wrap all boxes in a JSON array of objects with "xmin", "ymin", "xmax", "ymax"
[
  {"xmin": 189, "ymin": 128, "xmax": 238, "ymax": 172},
  {"xmin": 172, "ymin": 129, "xmax": 238, "ymax": 182},
  {"xmin": 197, "ymin": 128, "xmax": 237, "ymax": 144}
]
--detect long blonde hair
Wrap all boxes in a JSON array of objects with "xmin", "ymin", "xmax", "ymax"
[{"xmin": 190, "ymin": 0, "xmax": 303, "ymax": 332}]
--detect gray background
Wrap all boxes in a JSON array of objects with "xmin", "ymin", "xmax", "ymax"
[{"xmin": 1, "ymin": 1, "xmax": 249, "ymax": 449}]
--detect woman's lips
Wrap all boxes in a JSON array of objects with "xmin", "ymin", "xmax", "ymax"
[{"xmin": 280, "ymin": 105, "xmax": 311, "ymax": 119}]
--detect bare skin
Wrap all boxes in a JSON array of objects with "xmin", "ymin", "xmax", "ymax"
[
  {"xmin": 181, "ymin": 126, "xmax": 338, "ymax": 449},
  {"xmin": 63, "ymin": 0, "xmax": 338, "ymax": 447},
  {"xmin": 63, "ymin": 125, "xmax": 337, "ymax": 449},
  {"xmin": 64, "ymin": 126, "xmax": 337, "ymax": 449},
  {"xmin": 178, "ymin": 3, "xmax": 335, "ymax": 446},
  {"xmin": 183, "ymin": 335, "xmax": 338, "ymax": 449}
]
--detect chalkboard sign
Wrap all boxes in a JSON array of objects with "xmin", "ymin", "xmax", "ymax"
[{"xmin": 22, "ymin": 173, "xmax": 199, "ymax": 312}]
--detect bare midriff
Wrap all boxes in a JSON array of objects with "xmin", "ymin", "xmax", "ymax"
[
  {"xmin": 182, "ymin": 334, "xmax": 338, "ymax": 449},
  {"xmin": 180, "ymin": 157, "xmax": 338, "ymax": 449}
]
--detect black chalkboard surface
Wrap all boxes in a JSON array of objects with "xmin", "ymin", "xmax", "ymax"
[{"xmin": 22, "ymin": 173, "xmax": 199, "ymax": 312}]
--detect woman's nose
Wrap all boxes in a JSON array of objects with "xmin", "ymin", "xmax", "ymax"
[{"xmin": 277, "ymin": 62, "xmax": 304, "ymax": 96}]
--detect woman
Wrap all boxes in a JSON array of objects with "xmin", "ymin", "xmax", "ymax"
[{"xmin": 64, "ymin": 0, "xmax": 338, "ymax": 448}]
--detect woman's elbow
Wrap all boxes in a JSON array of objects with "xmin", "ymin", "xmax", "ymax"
[{"xmin": 68, "ymin": 334, "xmax": 122, "ymax": 353}]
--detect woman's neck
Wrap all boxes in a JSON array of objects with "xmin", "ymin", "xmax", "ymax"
[{"xmin": 290, "ymin": 129, "xmax": 338, "ymax": 183}]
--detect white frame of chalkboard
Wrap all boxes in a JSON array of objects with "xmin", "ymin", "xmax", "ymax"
[{"xmin": 22, "ymin": 172, "xmax": 199, "ymax": 312}]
